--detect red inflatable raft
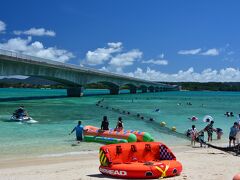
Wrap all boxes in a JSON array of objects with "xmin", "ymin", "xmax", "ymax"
[{"xmin": 99, "ymin": 142, "xmax": 182, "ymax": 179}]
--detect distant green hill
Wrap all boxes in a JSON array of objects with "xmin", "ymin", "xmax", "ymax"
[{"xmin": 163, "ymin": 82, "xmax": 240, "ymax": 91}]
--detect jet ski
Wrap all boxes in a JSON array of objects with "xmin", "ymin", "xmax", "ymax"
[{"xmin": 10, "ymin": 114, "xmax": 32, "ymax": 122}]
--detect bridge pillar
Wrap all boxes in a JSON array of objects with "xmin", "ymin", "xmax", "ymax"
[
  {"xmin": 148, "ymin": 86, "xmax": 154, "ymax": 93},
  {"xmin": 130, "ymin": 87, "xmax": 137, "ymax": 94},
  {"xmin": 109, "ymin": 86, "xmax": 119, "ymax": 95},
  {"xmin": 67, "ymin": 87, "xmax": 83, "ymax": 97}
]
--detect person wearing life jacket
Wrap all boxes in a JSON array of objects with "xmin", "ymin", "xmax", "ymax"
[{"xmin": 115, "ymin": 117, "xmax": 124, "ymax": 132}]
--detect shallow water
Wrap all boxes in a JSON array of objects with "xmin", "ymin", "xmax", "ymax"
[{"xmin": 0, "ymin": 88, "xmax": 239, "ymax": 159}]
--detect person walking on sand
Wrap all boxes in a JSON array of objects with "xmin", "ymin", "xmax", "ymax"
[
  {"xmin": 190, "ymin": 125, "xmax": 198, "ymax": 147},
  {"xmin": 229, "ymin": 122, "xmax": 239, "ymax": 147},
  {"xmin": 69, "ymin": 121, "xmax": 85, "ymax": 142},
  {"xmin": 204, "ymin": 121, "xmax": 214, "ymax": 142},
  {"xmin": 101, "ymin": 116, "xmax": 109, "ymax": 130}
]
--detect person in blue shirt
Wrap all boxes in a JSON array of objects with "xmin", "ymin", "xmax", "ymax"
[
  {"xmin": 69, "ymin": 121, "xmax": 84, "ymax": 141},
  {"xmin": 229, "ymin": 122, "xmax": 239, "ymax": 147}
]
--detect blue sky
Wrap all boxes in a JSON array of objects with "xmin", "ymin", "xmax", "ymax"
[{"xmin": 1, "ymin": 0, "xmax": 240, "ymax": 82}]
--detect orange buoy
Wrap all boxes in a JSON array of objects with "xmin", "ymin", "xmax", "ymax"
[{"xmin": 233, "ymin": 173, "xmax": 240, "ymax": 180}]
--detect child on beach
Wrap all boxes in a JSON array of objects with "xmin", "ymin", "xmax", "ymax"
[
  {"xmin": 197, "ymin": 130, "xmax": 205, "ymax": 147},
  {"xmin": 190, "ymin": 125, "xmax": 198, "ymax": 147},
  {"xmin": 216, "ymin": 128, "xmax": 223, "ymax": 140}
]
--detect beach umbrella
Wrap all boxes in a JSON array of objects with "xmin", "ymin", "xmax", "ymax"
[{"xmin": 203, "ymin": 115, "xmax": 213, "ymax": 123}]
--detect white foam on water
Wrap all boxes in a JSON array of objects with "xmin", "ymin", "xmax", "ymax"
[
  {"xmin": 39, "ymin": 150, "xmax": 98, "ymax": 158},
  {"xmin": 25, "ymin": 119, "xmax": 38, "ymax": 124}
]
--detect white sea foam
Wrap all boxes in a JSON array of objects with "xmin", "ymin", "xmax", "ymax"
[
  {"xmin": 25, "ymin": 119, "xmax": 38, "ymax": 124},
  {"xmin": 39, "ymin": 150, "xmax": 98, "ymax": 158}
]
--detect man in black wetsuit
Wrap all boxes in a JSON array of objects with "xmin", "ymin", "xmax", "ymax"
[{"xmin": 101, "ymin": 116, "xmax": 109, "ymax": 130}]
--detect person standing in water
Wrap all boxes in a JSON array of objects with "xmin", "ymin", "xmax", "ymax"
[
  {"xmin": 101, "ymin": 116, "xmax": 109, "ymax": 130},
  {"xmin": 69, "ymin": 121, "xmax": 85, "ymax": 141},
  {"xmin": 115, "ymin": 117, "xmax": 124, "ymax": 131},
  {"xmin": 204, "ymin": 121, "xmax": 214, "ymax": 142}
]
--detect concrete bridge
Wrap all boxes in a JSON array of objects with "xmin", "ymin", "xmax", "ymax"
[{"xmin": 0, "ymin": 49, "xmax": 178, "ymax": 97}]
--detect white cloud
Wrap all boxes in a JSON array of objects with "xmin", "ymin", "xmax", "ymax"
[
  {"xmin": 0, "ymin": 37, "xmax": 74, "ymax": 62},
  {"xmin": 178, "ymin": 48, "xmax": 201, "ymax": 55},
  {"xmin": 159, "ymin": 53, "xmax": 164, "ymax": 59},
  {"xmin": 201, "ymin": 48, "xmax": 219, "ymax": 56},
  {"xmin": 14, "ymin": 28, "xmax": 56, "ymax": 37},
  {"xmin": 109, "ymin": 49, "xmax": 142, "ymax": 68},
  {"xmin": 142, "ymin": 59, "xmax": 168, "ymax": 65},
  {"xmin": 85, "ymin": 42, "xmax": 122, "ymax": 65},
  {"xmin": 0, "ymin": 20, "xmax": 6, "ymax": 33},
  {"xmin": 125, "ymin": 67, "xmax": 240, "ymax": 82},
  {"xmin": 107, "ymin": 42, "xmax": 122, "ymax": 49},
  {"xmin": 178, "ymin": 48, "xmax": 220, "ymax": 56}
]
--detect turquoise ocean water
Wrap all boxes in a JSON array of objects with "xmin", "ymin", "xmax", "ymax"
[{"xmin": 0, "ymin": 88, "xmax": 239, "ymax": 160}]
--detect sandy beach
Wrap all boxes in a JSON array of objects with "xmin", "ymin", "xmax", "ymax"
[{"xmin": 0, "ymin": 145, "xmax": 239, "ymax": 180}]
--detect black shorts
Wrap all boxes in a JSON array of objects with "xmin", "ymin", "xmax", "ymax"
[
  {"xmin": 77, "ymin": 136, "xmax": 83, "ymax": 141},
  {"xmin": 229, "ymin": 136, "xmax": 236, "ymax": 141}
]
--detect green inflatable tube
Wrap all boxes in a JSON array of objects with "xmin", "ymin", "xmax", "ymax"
[
  {"xmin": 127, "ymin": 133, "xmax": 137, "ymax": 142},
  {"xmin": 84, "ymin": 135, "xmax": 128, "ymax": 144},
  {"xmin": 143, "ymin": 132, "xmax": 154, "ymax": 142}
]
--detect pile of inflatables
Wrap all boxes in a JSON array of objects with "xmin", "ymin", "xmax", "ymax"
[{"xmin": 83, "ymin": 125, "xmax": 182, "ymax": 179}]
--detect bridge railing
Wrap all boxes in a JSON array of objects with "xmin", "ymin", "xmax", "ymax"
[{"xmin": 0, "ymin": 48, "xmax": 173, "ymax": 88}]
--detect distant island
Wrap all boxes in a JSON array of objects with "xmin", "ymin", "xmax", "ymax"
[
  {"xmin": 165, "ymin": 82, "xmax": 240, "ymax": 91},
  {"xmin": 1, "ymin": 77, "xmax": 240, "ymax": 91}
]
